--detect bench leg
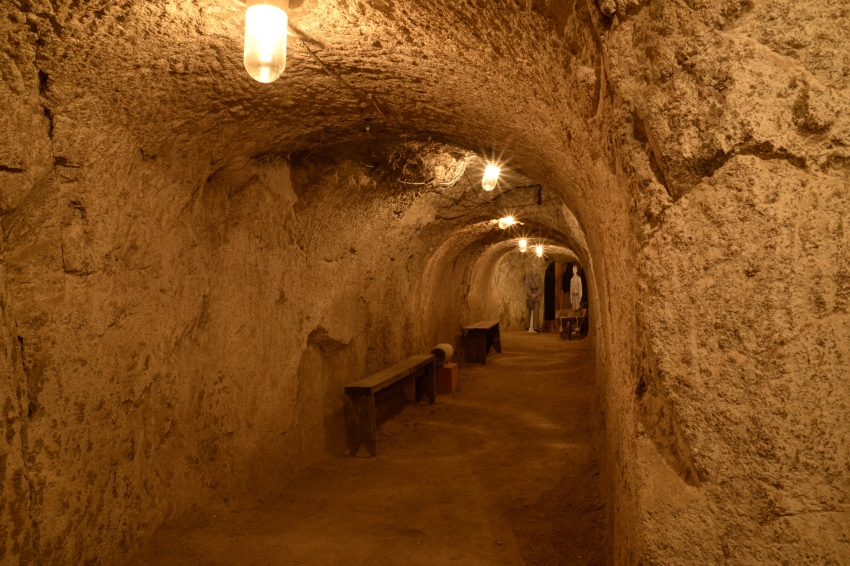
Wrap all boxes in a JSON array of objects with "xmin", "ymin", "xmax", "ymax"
[
  {"xmin": 464, "ymin": 332, "xmax": 486, "ymax": 364},
  {"xmin": 344, "ymin": 395, "xmax": 361, "ymax": 456},
  {"xmin": 464, "ymin": 333, "xmax": 475, "ymax": 364},
  {"xmin": 344, "ymin": 394, "xmax": 377, "ymax": 457},
  {"xmin": 361, "ymin": 395, "xmax": 377, "ymax": 456},
  {"xmin": 416, "ymin": 362, "xmax": 436, "ymax": 404},
  {"xmin": 476, "ymin": 333, "xmax": 487, "ymax": 365},
  {"xmin": 402, "ymin": 377, "xmax": 416, "ymax": 402},
  {"xmin": 493, "ymin": 324, "xmax": 502, "ymax": 353}
]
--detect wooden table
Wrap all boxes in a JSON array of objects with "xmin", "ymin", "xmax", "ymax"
[
  {"xmin": 462, "ymin": 320, "xmax": 502, "ymax": 365},
  {"xmin": 556, "ymin": 308, "xmax": 586, "ymax": 340}
]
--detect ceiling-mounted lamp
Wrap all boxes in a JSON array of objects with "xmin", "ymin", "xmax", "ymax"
[
  {"xmin": 518, "ymin": 238, "xmax": 528, "ymax": 253},
  {"xmin": 244, "ymin": 0, "xmax": 289, "ymax": 83},
  {"xmin": 535, "ymin": 244, "xmax": 544, "ymax": 258},
  {"xmin": 482, "ymin": 163, "xmax": 501, "ymax": 191},
  {"xmin": 497, "ymin": 216, "xmax": 516, "ymax": 230}
]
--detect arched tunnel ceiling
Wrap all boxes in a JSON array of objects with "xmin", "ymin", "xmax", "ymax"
[
  {"xmin": 12, "ymin": 0, "xmax": 604, "ymax": 214},
  {"xmin": 235, "ymin": 138, "xmax": 587, "ymax": 264},
  {"xmin": 6, "ymin": 0, "xmax": 849, "ymax": 217}
]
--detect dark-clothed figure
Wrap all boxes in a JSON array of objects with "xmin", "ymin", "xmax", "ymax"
[{"xmin": 525, "ymin": 263, "xmax": 542, "ymax": 332}]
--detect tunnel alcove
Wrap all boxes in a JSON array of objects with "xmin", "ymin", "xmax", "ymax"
[{"xmin": 2, "ymin": 0, "xmax": 849, "ymax": 564}]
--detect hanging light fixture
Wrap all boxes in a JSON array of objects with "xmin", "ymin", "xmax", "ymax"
[
  {"xmin": 244, "ymin": 0, "xmax": 288, "ymax": 83},
  {"xmin": 535, "ymin": 244, "xmax": 544, "ymax": 258},
  {"xmin": 482, "ymin": 163, "xmax": 500, "ymax": 191},
  {"xmin": 497, "ymin": 216, "xmax": 516, "ymax": 230},
  {"xmin": 518, "ymin": 239, "xmax": 528, "ymax": 253}
]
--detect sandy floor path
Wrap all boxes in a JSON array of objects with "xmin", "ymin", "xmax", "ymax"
[{"xmin": 128, "ymin": 330, "xmax": 608, "ymax": 565}]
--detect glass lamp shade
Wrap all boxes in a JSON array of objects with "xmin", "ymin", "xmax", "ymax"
[
  {"xmin": 518, "ymin": 239, "xmax": 528, "ymax": 253},
  {"xmin": 244, "ymin": 2, "xmax": 288, "ymax": 83},
  {"xmin": 482, "ymin": 164, "xmax": 500, "ymax": 191},
  {"xmin": 535, "ymin": 245, "xmax": 544, "ymax": 257},
  {"xmin": 497, "ymin": 216, "xmax": 515, "ymax": 230}
]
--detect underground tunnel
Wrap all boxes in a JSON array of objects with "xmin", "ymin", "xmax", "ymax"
[{"xmin": 1, "ymin": 0, "xmax": 849, "ymax": 563}]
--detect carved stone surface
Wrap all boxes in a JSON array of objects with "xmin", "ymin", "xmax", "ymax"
[{"xmin": 0, "ymin": 0, "xmax": 847, "ymax": 563}]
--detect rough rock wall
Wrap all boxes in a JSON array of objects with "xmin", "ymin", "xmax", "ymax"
[
  {"xmin": 604, "ymin": 0, "xmax": 850, "ymax": 561},
  {"xmin": 0, "ymin": 250, "xmax": 35, "ymax": 564},
  {"xmin": 495, "ymin": 252, "xmax": 533, "ymax": 330},
  {"xmin": 1, "ymin": 0, "xmax": 50, "ymax": 560},
  {"xmin": 638, "ymin": 156, "xmax": 850, "ymax": 562}
]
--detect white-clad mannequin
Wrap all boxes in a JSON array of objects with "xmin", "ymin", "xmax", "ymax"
[{"xmin": 570, "ymin": 265, "xmax": 583, "ymax": 311}]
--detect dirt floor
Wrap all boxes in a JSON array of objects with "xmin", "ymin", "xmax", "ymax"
[{"xmin": 127, "ymin": 330, "xmax": 608, "ymax": 565}]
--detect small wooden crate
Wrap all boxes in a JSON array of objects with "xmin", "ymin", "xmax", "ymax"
[{"xmin": 435, "ymin": 362, "xmax": 459, "ymax": 394}]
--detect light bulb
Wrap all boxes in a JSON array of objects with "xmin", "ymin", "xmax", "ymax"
[
  {"xmin": 518, "ymin": 239, "xmax": 528, "ymax": 253},
  {"xmin": 482, "ymin": 164, "xmax": 500, "ymax": 191},
  {"xmin": 497, "ymin": 216, "xmax": 515, "ymax": 230},
  {"xmin": 244, "ymin": 0, "xmax": 288, "ymax": 83},
  {"xmin": 535, "ymin": 245, "xmax": 544, "ymax": 257}
]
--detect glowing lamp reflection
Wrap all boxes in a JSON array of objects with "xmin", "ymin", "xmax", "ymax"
[
  {"xmin": 535, "ymin": 245, "xmax": 544, "ymax": 257},
  {"xmin": 244, "ymin": 2, "xmax": 288, "ymax": 83},
  {"xmin": 497, "ymin": 216, "xmax": 516, "ymax": 230},
  {"xmin": 482, "ymin": 164, "xmax": 500, "ymax": 191},
  {"xmin": 518, "ymin": 238, "xmax": 528, "ymax": 252}
]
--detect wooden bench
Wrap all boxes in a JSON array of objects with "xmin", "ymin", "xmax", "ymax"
[
  {"xmin": 462, "ymin": 320, "xmax": 501, "ymax": 365},
  {"xmin": 344, "ymin": 354, "xmax": 435, "ymax": 457}
]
